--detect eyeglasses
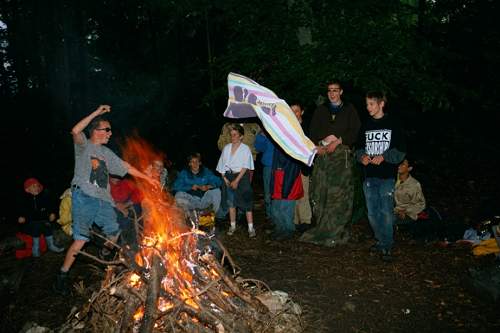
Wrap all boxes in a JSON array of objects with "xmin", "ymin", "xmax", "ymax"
[{"xmin": 96, "ymin": 127, "xmax": 112, "ymax": 132}]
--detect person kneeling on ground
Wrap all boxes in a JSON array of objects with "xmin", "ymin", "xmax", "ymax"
[
  {"xmin": 173, "ymin": 153, "xmax": 222, "ymax": 214},
  {"xmin": 17, "ymin": 178, "xmax": 64, "ymax": 257}
]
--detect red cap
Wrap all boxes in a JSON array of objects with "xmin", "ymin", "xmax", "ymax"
[{"xmin": 23, "ymin": 178, "xmax": 43, "ymax": 191}]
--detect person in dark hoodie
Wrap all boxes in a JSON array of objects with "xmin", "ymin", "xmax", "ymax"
[
  {"xmin": 269, "ymin": 146, "xmax": 304, "ymax": 241},
  {"xmin": 17, "ymin": 178, "xmax": 64, "ymax": 257}
]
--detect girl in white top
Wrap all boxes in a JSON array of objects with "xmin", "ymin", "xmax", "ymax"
[{"xmin": 216, "ymin": 124, "xmax": 255, "ymax": 237}]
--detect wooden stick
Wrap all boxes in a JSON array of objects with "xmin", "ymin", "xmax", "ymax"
[{"xmin": 139, "ymin": 254, "xmax": 161, "ymax": 333}]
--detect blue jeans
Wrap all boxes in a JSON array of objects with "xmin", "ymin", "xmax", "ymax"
[
  {"xmin": 363, "ymin": 178, "xmax": 395, "ymax": 251},
  {"xmin": 72, "ymin": 188, "xmax": 118, "ymax": 241},
  {"xmin": 262, "ymin": 166, "xmax": 272, "ymax": 218},
  {"xmin": 271, "ymin": 200, "xmax": 296, "ymax": 238}
]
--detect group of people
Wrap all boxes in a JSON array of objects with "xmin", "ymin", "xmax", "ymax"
[
  {"xmin": 16, "ymin": 79, "xmax": 435, "ymax": 296},
  {"xmin": 212, "ymin": 81, "xmax": 430, "ymax": 265}
]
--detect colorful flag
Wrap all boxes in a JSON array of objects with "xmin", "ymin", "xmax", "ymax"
[{"xmin": 224, "ymin": 73, "xmax": 317, "ymax": 166}]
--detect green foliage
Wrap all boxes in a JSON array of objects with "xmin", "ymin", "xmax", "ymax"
[{"xmin": 207, "ymin": 0, "xmax": 454, "ymax": 111}]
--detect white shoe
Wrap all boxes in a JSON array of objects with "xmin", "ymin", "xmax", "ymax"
[
  {"xmin": 248, "ymin": 229, "xmax": 256, "ymax": 238},
  {"xmin": 227, "ymin": 226, "xmax": 236, "ymax": 236}
]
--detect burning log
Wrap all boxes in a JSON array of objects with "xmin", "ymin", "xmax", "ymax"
[{"xmin": 61, "ymin": 224, "xmax": 302, "ymax": 333}]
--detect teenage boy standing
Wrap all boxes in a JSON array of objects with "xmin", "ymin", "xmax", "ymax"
[{"xmin": 355, "ymin": 91, "xmax": 406, "ymax": 261}]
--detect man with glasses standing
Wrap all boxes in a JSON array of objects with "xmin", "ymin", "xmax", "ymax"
[
  {"xmin": 300, "ymin": 80, "xmax": 361, "ymax": 247},
  {"xmin": 54, "ymin": 105, "xmax": 158, "ymax": 295}
]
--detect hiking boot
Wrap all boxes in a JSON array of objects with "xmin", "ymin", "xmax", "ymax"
[
  {"xmin": 381, "ymin": 249, "xmax": 393, "ymax": 262},
  {"xmin": 248, "ymin": 229, "xmax": 256, "ymax": 238},
  {"xmin": 53, "ymin": 271, "xmax": 70, "ymax": 296},
  {"xmin": 227, "ymin": 226, "xmax": 236, "ymax": 236}
]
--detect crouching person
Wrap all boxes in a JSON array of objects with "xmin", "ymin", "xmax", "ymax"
[
  {"xmin": 54, "ymin": 105, "xmax": 158, "ymax": 296},
  {"xmin": 18, "ymin": 178, "xmax": 64, "ymax": 257},
  {"xmin": 173, "ymin": 153, "xmax": 222, "ymax": 214}
]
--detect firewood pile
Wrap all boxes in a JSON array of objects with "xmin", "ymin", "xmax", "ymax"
[{"xmin": 59, "ymin": 202, "xmax": 303, "ymax": 333}]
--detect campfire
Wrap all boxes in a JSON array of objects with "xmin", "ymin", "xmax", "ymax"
[{"xmin": 60, "ymin": 138, "xmax": 302, "ymax": 333}]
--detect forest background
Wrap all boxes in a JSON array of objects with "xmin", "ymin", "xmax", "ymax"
[{"xmin": 1, "ymin": 0, "xmax": 499, "ymax": 223}]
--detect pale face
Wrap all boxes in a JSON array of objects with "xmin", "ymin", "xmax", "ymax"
[
  {"xmin": 151, "ymin": 160, "xmax": 164, "ymax": 179},
  {"xmin": 327, "ymin": 84, "xmax": 343, "ymax": 104},
  {"xmin": 189, "ymin": 157, "xmax": 201, "ymax": 174},
  {"xmin": 92, "ymin": 120, "xmax": 112, "ymax": 144},
  {"xmin": 366, "ymin": 98, "xmax": 385, "ymax": 119},
  {"xmin": 230, "ymin": 129, "xmax": 242, "ymax": 144},
  {"xmin": 291, "ymin": 105, "xmax": 303, "ymax": 123}
]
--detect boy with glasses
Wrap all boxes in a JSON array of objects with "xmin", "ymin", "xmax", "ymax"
[{"xmin": 54, "ymin": 105, "xmax": 158, "ymax": 295}]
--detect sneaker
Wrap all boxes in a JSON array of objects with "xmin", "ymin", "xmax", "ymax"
[
  {"xmin": 227, "ymin": 226, "xmax": 236, "ymax": 236},
  {"xmin": 53, "ymin": 271, "xmax": 70, "ymax": 296},
  {"xmin": 98, "ymin": 247, "xmax": 116, "ymax": 261},
  {"xmin": 369, "ymin": 244, "xmax": 381, "ymax": 253},
  {"xmin": 248, "ymin": 229, "xmax": 256, "ymax": 238},
  {"xmin": 381, "ymin": 249, "xmax": 392, "ymax": 262}
]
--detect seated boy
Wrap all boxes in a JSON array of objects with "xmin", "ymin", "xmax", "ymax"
[
  {"xmin": 173, "ymin": 153, "xmax": 222, "ymax": 213},
  {"xmin": 18, "ymin": 178, "xmax": 64, "ymax": 257},
  {"xmin": 394, "ymin": 158, "xmax": 443, "ymax": 241},
  {"xmin": 394, "ymin": 158, "xmax": 426, "ymax": 222}
]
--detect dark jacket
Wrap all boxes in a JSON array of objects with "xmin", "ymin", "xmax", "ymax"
[
  {"xmin": 18, "ymin": 189, "xmax": 56, "ymax": 222},
  {"xmin": 309, "ymin": 102, "xmax": 361, "ymax": 146}
]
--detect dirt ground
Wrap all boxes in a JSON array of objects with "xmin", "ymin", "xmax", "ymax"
[{"xmin": 1, "ymin": 193, "xmax": 500, "ymax": 332}]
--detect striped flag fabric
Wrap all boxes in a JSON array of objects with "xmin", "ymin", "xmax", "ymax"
[{"xmin": 224, "ymin": 72, "xmax": 317, "ymax": 166}]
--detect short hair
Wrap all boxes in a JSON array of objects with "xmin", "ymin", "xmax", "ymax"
[
  {"xmin": 366, "ymin": 91, "xmax": 387, "ymax": 103},
  {"xmin": 88, "ymin": 116, "xmax": 108, "ymax": 135},
  {"xmin": 327, "ymin": 79, "xmax": 343, "ymax": 90},
  {"xmin": 402, "ymin": 155, "xmax": 415, "ymax": 167},
  {"xmin": 289, "ymin": 100, "xmax": 304, "ymax": 110},
  {"xmin": 230, "ymin": 124, "xmax": 245, "ymax": 136},
  {"xmin": 187, "ymin": 152, "xmax": 202, "ymax": 164}
]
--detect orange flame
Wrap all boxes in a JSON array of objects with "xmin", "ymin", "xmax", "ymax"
[
  {"xmin": 129, "ymin": 273, "xmax": 142, "ymax": 288},
  {"xmin": 121, "ymin": 136, "xmax": 200, "ymax": 309},
  {"xmin": 133, "ymin": 306, "xmax": 144, "ymax": 321}
]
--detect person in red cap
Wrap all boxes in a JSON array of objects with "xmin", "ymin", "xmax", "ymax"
[{"xmin": 18, "ymin": 178, "xmax": 64, "ymax": 257}]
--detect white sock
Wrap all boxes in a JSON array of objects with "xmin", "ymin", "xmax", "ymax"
[
  {"xmin": 230, "ymin": 221, "xmax": 236, "ymax": 228},
  {"xmin": 248, "ymin": 223, "xmax": 254, "ymax": 231}
]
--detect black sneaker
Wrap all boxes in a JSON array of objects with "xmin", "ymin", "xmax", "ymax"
[
  {"xmin": 98, "ymin": 247, "xmax": 117, "ymax": 261},
  {"xmin": 381, "ymin": 249, "xmax": 392, "ymax": 262},
  {"xmin": 370, "ymin": 244, "xmax": 381, "ymax": 253},
  {"xmin": 53, "ymin": 271, "xmax": 70, "ymax": 296}
]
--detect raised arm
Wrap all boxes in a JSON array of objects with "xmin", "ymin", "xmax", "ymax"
[{"xmin": 71, "ymin": 105, "xmax": 111, "ymax": 144}]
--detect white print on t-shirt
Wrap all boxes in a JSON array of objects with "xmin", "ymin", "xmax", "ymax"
[{"xmin": 365, "ymin": 129, "xmax": 392, "ymax": 156}]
